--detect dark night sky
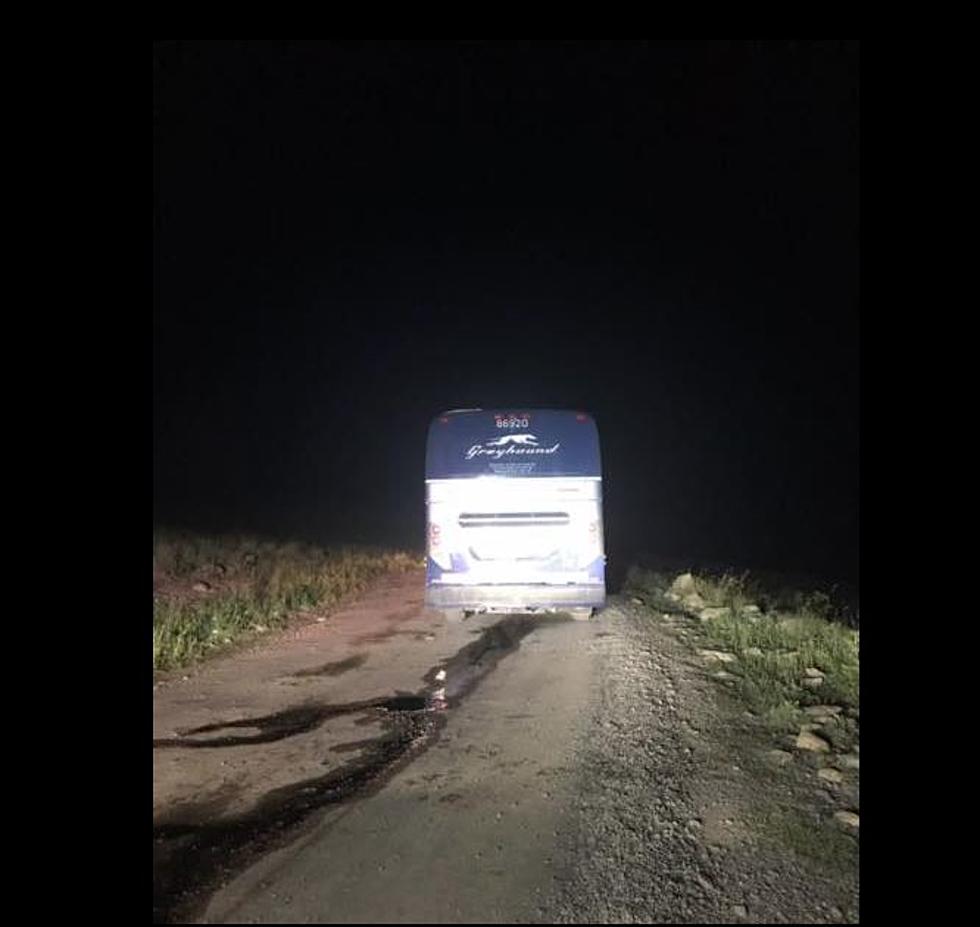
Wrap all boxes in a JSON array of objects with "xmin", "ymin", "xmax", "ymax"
[{"xmin": 153, "ymin": 40, "xmax": 859, "ymax": 585}]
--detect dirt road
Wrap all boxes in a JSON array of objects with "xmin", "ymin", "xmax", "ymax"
[{"xmin": 153, "ymin": 569, "xmax": 858, "ymax": 924}]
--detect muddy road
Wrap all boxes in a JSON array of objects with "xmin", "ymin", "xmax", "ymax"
[{"xmin": 153, "ymin": 569, "xmax": 858, "ymax": 923}]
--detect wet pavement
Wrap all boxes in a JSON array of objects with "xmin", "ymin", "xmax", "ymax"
[
  {"xmin": 153, "ymin": 572, "xmax": 858, "ymax": 923},
  {"xmin": 153, "ymin": 574, "xmax": 597, "ymax": 923}
]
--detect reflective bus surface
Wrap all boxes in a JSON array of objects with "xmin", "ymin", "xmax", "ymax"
[{"xmin": 424, "ymin": 409, "xmax": 605, "ymax": 620}]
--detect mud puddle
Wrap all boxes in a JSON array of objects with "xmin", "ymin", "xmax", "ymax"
[{"xmin": 153, "ymin": 613, "xmax": 565, "ymax": 923}]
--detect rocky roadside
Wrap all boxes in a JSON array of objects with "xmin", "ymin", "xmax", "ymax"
[{"xmin": 541, "ymin": 594, "xmax": 859, "ymax": 924}]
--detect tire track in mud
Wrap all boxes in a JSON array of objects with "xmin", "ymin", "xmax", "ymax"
[{"xmin": 153, "ymin": 613, "xmax": 570, "ymax": 923}]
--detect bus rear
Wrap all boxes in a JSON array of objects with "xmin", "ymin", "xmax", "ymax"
[{"xmin": 424, "ymin": 409, "xmax": 605, "ymax": 620}]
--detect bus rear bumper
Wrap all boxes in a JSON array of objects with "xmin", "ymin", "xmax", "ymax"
[{"xmin": 424, "ymin": 583, "xmax": 606, "ymax": 612}]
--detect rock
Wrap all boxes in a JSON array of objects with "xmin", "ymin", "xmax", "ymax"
[
  {"xmin": 804, "ymin": 705, "xmax": 843, "ymax": 717},
  {"xmin": 833, "ymin": 810, "xmax": 860, "ymax": 830},
  {"xmin": 804, "ymin": 667, "xmax": 825, "ymax": 679},
  {"xmin": 698, "ymin": 649, "xmax": 737, "ymax": 664},
  {"xmin": 837, "ymin": 753, "xmax": 860, "ymax": 770},
  {"xmin": 733, "ymin": 905, "xmax": 748, "ymax": 919},
  {"xmin": 671, "ymin": 572, "xmax": 697, "ymax": 595},
  {"xmin": 796, "ymin": 730, "xmax": 831, "ymax": 752},
  {"xmin": 630, "ymin": 596, "xmax": 644, "ymax": 605},
  {"xmin": 712, "ymin": 670, "xmax": 736, "ymax": 680},
  {"xmin": 192, "ymin": 580, "xmax": 212, "ymax": 593},
  {"xmin": 766, "ymin": 749, "xmax": 793, "ymax": 766},
  {"xmin": 817, "ymin": 767, "xmax": 844, "ymax": 784},
  {"xmin": 699, "ymin": 607, "xmax": 730, "ymax": 622},
  {"xmin": 684, "ymin": 592, "xmax": 707, "ymax": 611},
  {"xmin": 744, "ymin": 647, "xmax": 763, "ymax": 657},
  {"xmin": 802, "ymin": 676, "xmax": 825, "ymax": 689},
  {"xmin": 741, "ymin": 605, "xmax": 761, "ymax": 615},
  {"xmin": 804, "ymin": 705, "xmax": 842, "ymax": 723}
]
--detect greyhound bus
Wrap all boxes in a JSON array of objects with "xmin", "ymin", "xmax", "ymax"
[{"xmin": 424, "ymin": 409, "xmax": 605, "ymax": 620}]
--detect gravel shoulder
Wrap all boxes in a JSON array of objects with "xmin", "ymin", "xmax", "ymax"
[{"xmin": 541, "ymin": 600, "xmax": 859, "ymax": 924}]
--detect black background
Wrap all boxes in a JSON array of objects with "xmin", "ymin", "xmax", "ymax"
[{"xmin": 154, "ymin": 40, "xmax": 858, "ymax": 587}]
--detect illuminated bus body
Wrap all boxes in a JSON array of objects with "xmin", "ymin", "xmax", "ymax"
[{"xmin": 424, "ymin": 409, "xmax": 606, "ymax": 620}]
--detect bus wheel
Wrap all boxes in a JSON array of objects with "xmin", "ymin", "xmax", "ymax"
[{"xmin": 568, "ymin": 608, "xmax": 594, "ymax": 621}]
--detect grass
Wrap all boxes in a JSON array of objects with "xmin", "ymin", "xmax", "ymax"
[
  {"xmin": 756, "ymin": 804, "xmax": 859, "ymax": 877},
  {"xmin": 628, "ymin": 564, "xmax": 859, "ymax": 895},
  {"xmin": 626, "ymin": 562, "xmax": 858, "ymax": 627},
  {"xmin": 624, "ymin": 567, "xmax": 688, "ymax": 613},
  {"xmin": 625, "ymin": 566, "xmax": 859, "ymax": 737},
  {"xmin": 153, "ymin": 530, "xmax": 418, "ymax": 671}
]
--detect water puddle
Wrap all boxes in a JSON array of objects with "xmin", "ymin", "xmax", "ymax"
[
  {"xmin": 153, "ymin": 613, "xmax": 567, "ymax": 923},
  {"xmin": 380, "ymin": 694, "xmax": 430, "ymax": 712}
]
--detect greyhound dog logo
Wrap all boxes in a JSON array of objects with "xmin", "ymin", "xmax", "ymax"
[{"xmin": 485, "ymin": 433, "xmax": 540, "ymax": 447}]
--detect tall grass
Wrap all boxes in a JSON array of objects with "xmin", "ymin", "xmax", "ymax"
[
  {"xmin": 153, "ymin": 530, "xmax": 418, "ymax": 671},
  {"xmin": 699, "ymin": 607, "xmax": 859, "ymax": 716},
  {"xmin": 626, "ymin": 566, "xmax": 859, "ymax": 737}
]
